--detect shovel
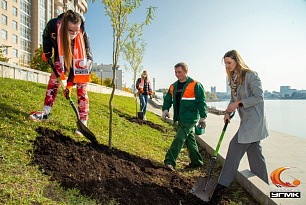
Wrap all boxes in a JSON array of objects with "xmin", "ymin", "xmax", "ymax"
[
  {"xmin": 137, "ymin": 94, "xmax": 144, "ymax": 120},
  {"xmin": 190, "ymin": 111, "xmax": 235, "ymax": 201},
  {"xmin": 47, "ymin": 57, "xmax": 98, "ymax": 144}
]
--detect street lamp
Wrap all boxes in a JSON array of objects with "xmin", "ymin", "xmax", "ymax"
[{"xmin": 100, "ymin": 70, "xmax": 103, "ymax": 86}]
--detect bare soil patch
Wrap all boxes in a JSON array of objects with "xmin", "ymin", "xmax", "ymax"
[{"xmin": 31, "ymin": 125, "xmax": 258, "ymax": 205}]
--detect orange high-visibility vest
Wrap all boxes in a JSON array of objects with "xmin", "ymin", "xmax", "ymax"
[
  {"xmin": 170, "ymin": 80, "xmax": 197, "ymax": 100},
  {"xmin": 138, "ymin": 78, "xmax": 153, "ymax": 94}
]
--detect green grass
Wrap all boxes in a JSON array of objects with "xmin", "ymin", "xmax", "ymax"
[
  {"xmin": 0, "ymin": 77, "xmax": 178, "ymax": 204},
  {"xmin": 0, "ymin": 77, "xmax": 256, "ymax": 204}
]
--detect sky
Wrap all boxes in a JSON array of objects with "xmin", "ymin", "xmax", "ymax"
[{"xmin": 84, "ymin": 0, "xmax": 306, "ymax": 92}]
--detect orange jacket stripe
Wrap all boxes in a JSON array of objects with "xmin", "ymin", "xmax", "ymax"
[
  {"xmin": 170, "ymin": 85, "xmax": 174, "ymax": 99},
  {"xmin": 182, "ymin": 81, "xmax": 197, "ymax": 100}
]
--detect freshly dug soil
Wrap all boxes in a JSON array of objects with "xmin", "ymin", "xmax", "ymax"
[
  {"xmin": 118, "ymin": 113, "xmax": 167, "ymax": 132},
  {"xmin": 31, "ymin": 123, "xmax": 258, "ymax": 205}
]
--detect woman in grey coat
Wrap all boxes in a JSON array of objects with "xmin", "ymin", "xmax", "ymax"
[{"xmin": 215, "ymin": 50, "xmax": 269, "ymax": 191}]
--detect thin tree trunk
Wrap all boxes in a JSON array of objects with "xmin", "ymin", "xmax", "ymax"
[{"xmin": 109, "ymin": 27, "xmax": 116, "ymax": 150}]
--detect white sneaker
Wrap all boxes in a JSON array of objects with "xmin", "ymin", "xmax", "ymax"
[
  {"xmin": 75, "ymin": 129, "xmax": 83, "ymax": 137},
  {"xmin": 29, "ymin": 110, "xmax": 50, "ymax": 122}
]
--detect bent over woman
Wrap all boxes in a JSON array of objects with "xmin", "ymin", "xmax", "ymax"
[{"xmin": 29, "ymin": 10, "xmax": 93, "ymax": 137}]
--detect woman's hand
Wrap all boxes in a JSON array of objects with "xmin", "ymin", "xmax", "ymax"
[
  {"xmin": 224, "ymin": 113, "xmax": 231, "ymax": 123},
  {"xmin": 225, "ymin": 101, "xmax": 239, "ymax": 113}
]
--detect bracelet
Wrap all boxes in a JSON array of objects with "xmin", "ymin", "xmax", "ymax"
[{"xmin": 238, "ymin": 100, "xmax": 243, "ymax": 108}]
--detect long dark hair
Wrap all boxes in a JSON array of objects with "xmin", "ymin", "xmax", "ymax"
[{"xmin": 61, "ymin": 10, "xmax": 81, "ymax": 70}]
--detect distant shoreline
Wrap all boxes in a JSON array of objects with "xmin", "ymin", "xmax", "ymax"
[{"xmin": 206, "ymin": 99, "xmax": 223, "ymax": 102}]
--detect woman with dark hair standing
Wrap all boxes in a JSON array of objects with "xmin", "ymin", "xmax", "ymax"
[
  {"xmin": 29, "ymin": 10, "xmax": 93, "ymax": 137},
  {"xmin": 215, "ymin": 50, "xmax": 269, "ymax": 191}
]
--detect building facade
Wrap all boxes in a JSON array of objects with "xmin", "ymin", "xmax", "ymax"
[
  {"xmin": 210, "ymin": 86, "xmax": 216, "ymax": 94},
  {"xmin": 91, "ymin": 63, "xmax": 123, "ymax": 90},
  {"xmin": 1, "ymin": 0, "xmax": 88, "ymax": 66}
]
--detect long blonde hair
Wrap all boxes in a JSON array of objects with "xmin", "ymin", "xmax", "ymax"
[
  {"xmin": 60, "ymin": 10, "xmax": 81, "ymax": 70},
  {"xmin": 223, "ymin": 50, "xmax": 252, "ymax": 85},
  {"xmin": 141, "ymin": 70, "xmax": 149, "ymax": 81}
]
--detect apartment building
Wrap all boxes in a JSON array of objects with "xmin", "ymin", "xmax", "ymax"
[{"xmin": 1, "ymin": 0, "xmax": 88, "ymax": 66}]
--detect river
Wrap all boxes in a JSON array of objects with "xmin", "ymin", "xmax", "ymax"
[{"xmin": 206, "ymin": 99, "xmax": 306, "ymax": 139}]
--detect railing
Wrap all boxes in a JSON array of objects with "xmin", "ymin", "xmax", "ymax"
[{"xmin": 0, "ymin": 61, "xmax": 134, "ymax": 98}]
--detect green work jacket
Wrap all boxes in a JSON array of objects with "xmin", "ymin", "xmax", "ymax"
[{"xmin": 162, "ymin": 76, "xmax": 207, "ymax": 123}]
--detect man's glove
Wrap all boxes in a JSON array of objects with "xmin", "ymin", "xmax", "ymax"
[
  {"xmin": 63, "ymin": 82, "xmax": 73, "ymax": 100},
  {"xmin": 198, "ymin": 117, "xmax": 206, "ymax": 129},
  {"xmin": 42, "ymin": 52, "xmax": 50, "ymax": 62},
  {"xmin": 162, "ymin": 110, "xmax": 170, "ymax": 121},
  {"xmin": 149, "ymin": 94, "xmax": 152, "ymax": 99}
]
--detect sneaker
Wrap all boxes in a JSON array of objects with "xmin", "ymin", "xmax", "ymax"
[
  {"xmin": 185, "ymin": 163, "xmax": 202, "ymax": 169},
  {"xmin": 29, "ymin": 111, "xmax": 50, "ymax": 122},
  {"xmin": 75, "ymin": 129, "xmax": 83, "ymax": 137},
  {"xmin": 165, "ymin": 164, "xmax": 175, "ymax": 171},
  {"xmin": 143, "ymin": 116, "xmax": 147, "ymax": 120}
]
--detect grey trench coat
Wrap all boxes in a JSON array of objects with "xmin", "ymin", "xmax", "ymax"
[{"xmin": 232, "ymin": 71, "xmax": 269, "ymax": 143}]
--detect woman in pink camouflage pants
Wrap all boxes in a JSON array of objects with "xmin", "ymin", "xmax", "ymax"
[{"xmin": 29, "ymin": 10, "xmax": 93, "ymax": 137}]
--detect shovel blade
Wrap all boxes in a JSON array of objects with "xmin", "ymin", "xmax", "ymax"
[
  {"xmin": 137, "ymin": 112, "xmax": 144, "ymax": 120},
  {"xmin": 190, "ymin": 176, "xmax": 217, "ymax": 202},
  {"xmin": 77, "ymin": 119, "xmax": 98, "ymax": 144}
]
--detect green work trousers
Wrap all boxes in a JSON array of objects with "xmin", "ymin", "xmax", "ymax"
[{"xmin": 164, "ymin": 122, "xmax": 203, "ymax": 168}]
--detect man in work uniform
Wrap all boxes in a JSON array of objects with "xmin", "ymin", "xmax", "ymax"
[{"xmin": 162, "ymin": 62, "xmax": 207, "ymax": 171}]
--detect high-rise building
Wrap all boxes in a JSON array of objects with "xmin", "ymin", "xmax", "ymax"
[
  {"xmin": 1, "ymin": 0, "xmax": 88, "ymax": 66},
  {"xmin": 210, "ymin": 86, "xmax": 216, "ymax": 94}
]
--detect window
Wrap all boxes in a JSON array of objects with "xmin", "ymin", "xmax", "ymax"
[
  {"xmin": 2, "ymin": 45, "xmax": 7, "ymax": 54},
  {"xmin": 13, "ymin": 48, "xmax": 18, "ymax": 58},
  {"xmin": 13, "ymin": 6, "xmax": 17, "ymax": 16},
  {"xmin": 13, "ymin": 20, "xmax": 17, "ymax": 30},
  {"xmin": 1, "ymin": 14, "xmax": 7, "ymax": 25},
  {"xmin": 13, "ymin": 34, "xmax": 17, "ymax": 44},
  {"xmin": 1, "ymin": 0, "xmax": 7, "ymax": 10},
  {"xmin": 2, "ymin": 29, "xmax": 7, "ymax": 40}
]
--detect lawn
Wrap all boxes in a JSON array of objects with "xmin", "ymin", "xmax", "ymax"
[{"xmin": 0, "ymin": 77, "xmax": 257, "ymax": 204}]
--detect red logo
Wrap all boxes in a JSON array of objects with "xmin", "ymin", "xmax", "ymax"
[
  {"xmin": 75, "ymin": 60, "xmax": 87, "ymax": 69},
  {"xmin": 270, "ymin": 167, "xmax": 300, "ymax": 188}
]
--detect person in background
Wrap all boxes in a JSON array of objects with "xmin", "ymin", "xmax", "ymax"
[
  {"xmin": 136, "ymin": 70, "xmax": 153, "ymax": 120},
  {"xmin": 29, "ymin": 10, "xmax": 93, "ymax": 137},
  {"xmin": 162, "ymin": 62, "xmax": 207, "ymax": 171},
  {"xmin": 215, "ymin": 50, "xmax": 269, "ymax": 191}
]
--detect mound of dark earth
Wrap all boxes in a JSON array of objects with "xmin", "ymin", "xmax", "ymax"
[{"xmin": 31, "ymin": 126, "xmax": 256, "ymax": 205}]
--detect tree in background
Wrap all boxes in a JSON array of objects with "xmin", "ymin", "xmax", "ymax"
[
  {"xmin": 122, "ymin": 87, "xmax": 132, "ymax": 93},
  {"xmin": 0, "ymin": 48, "xmax": 10, "ymax": 63},
  {"xmin": 30, "ymin": 45, "xmax": 52, "ymax": 72},
  {"xmin": 90, "ymin": 73, "xmax": 103, "ymax": 85},
  {"xmin": 121, "ymin": 23, "xmax": 147, "ymax": 117},
  {"xmin": 90, "ymin": 0, "xmax": 155, "ymax": 149},
  {"xmin": 205, "ymin": 91, "xmax": 217, "ymax": 99},
  {"xmin": 104, "ymin": 77, "xmax": 113, "ymax": 88}
]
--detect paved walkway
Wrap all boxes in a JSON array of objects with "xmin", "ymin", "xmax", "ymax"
[{"xmin": 146, "ymin": 101, "xmax": 305, "ymax": 205}]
